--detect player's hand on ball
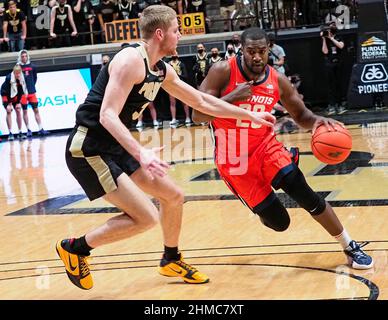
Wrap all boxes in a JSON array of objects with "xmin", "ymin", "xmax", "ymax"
[
  {"xmin": 250, "ymin": 111, "xmax": 276, "ymax": 127},
  {"xmin": 312, "ymin": 116, "xmax": 345, "ymax": 135}
]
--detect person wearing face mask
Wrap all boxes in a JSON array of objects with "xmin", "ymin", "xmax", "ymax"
[
  {"xmin": 320, "ymin": 20, "xmax": 346, "ymax": 115},
  {"xmin": 224, "ymin": 43, "xmax": 235, "ymax": 60},
  {"xmin": 206, "ymin": 47, "xmax": 222, "ymax": 74},
  {"xmin": 168, "ymin": 54, "xmax": 191, "ymax": 126},
  {"xmin": 232, "ymin": 34, "xmax": 242, "ymax": 56},
  {"xmin": 192, "ymin": 43, "xmax": 209, "ymax": 88},
  {"xmin": 102, "ymin": 54, "xmax": 110, "ymax": 66}
]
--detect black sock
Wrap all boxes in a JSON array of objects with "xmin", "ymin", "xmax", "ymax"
[
  {"xmin": 69, "ymin": 236, "xmax": 93, "ymax": 256},
  {"xmin": 164, "ymin": 246, "xmax": 180, "ymax": 261}
]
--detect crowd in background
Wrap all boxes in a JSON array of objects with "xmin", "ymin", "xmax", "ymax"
[{"xmin": 0, "ymin": 0, "xmax": 359, "ymax": 52}]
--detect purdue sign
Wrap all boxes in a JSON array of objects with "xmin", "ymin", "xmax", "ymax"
[
  {"xmin": 347, "ymin": 0, "xmax": 388, "ymax": 108},
  {"xmin": 359, "ymin": 33, "xmax": 388, "ymax": 62}
]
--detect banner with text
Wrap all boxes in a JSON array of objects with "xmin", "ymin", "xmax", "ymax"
[
  {"xmin": 0, "ymin": 68, "xmax": 91, "ymax": 135},
  {"xmin": 105, "ymin": 12, "xmax": 205, "ymax": 43}
]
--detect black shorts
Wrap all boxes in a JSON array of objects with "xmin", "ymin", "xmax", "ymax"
[{"xmin": 65, "ymin": 125, "xmax": 141, "ymax": 201}]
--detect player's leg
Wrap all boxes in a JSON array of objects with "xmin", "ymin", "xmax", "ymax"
[
  {"xmin": 148, "ymin": 102, "xmax": 159, "ymax": 127},
  {"xmin": 86, "ymin": 173, "xmax": 160, "ymax": 247},
  {"xmin": 183, "ymin": 103, "xmax": 191, "ymax": 124},
  {"xmin": 56, "ymin": 172, "xmax": 160, "ymax": 290},
  {"xmin": 252, "ymin": 193, "xmax": 290, "ymax": 232},
  {"xmin": 278, "ymin": 167, "xmax": 373, "ymax": 269},
  {"xmin": 131, "ymin": 168, "xmax": 209, "ymax": 284},
  {"xmin": 57, "ymin": 128, "xmax": 160, "ymax": 289},
  {"xmin": 14, "ymin": 103, "xmax": 26, "ymax": 140},
  {"xmin": 136, "ymin": 113, "xmax": 144, "ymax": 127},
  {"xmin": 169, "ymin": 95, "xmax": 178, "ymax": 126},
  {"xmin": 29, "ymin": 95, "xmax": 49, "ymax": 135},
  {"xmin": 5, "ymin": 104, "xmax": 14, "ymax": 140},
  {"xmin": 21, "ymin": 98, "xmax": 31, "ymax": 137}
]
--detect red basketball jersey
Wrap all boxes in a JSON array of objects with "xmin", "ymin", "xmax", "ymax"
[{"xmin": 211, "ymin": 56, "xmax": 280, "ymax": 165}]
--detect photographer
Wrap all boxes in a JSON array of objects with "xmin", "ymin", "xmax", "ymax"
[
  {"xmin": 268, "ymin": 33, "xmax": 286, "ymax": 74},
  {"xmin": 321, "ymin": 21, "xmax": 346, "ymax": 115}
]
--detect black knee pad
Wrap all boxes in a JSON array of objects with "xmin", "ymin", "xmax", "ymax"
[
  {"xmin": 30, "ymin": 102, "xmax": 38, "ymax": 109},
  {"xmin": 253, "ymin": 195, "xmax": 290, "ymax": 232},
  {"xmin": 279, "ymin": 168, "xmax": 326, "ymax": 216}
]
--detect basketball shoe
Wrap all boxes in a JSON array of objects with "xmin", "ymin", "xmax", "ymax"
[
  {"xmin": 159, "ymin": 253, "xmax": 209, "ymax": 284},
  {"xmin": 56, "ymin": 239, "xmax": 93, "ymax": 290},
  {"xmin": 344, "ymin": 240, "xmax": 374, "ymax": 270}
]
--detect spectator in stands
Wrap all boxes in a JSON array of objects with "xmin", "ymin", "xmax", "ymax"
[
  {"xmin": 96, "ymin": 0, "xmax": 118, "ymax": 42},
  {"xmin": 161, "ymin": 0, "xmax": 183, "ymax": 15},
  {"xmin": 268, "ymin": 33, "xmax": 286, "ymax": 74},
  {"xmin": 50, "ymin": 0, "xmax": 78, "ymax": 47},
  {"xmin": 0, "ymin": 0, "xmax": 6, "ymax": 52},
  {"xmin": 168, "ymin": 54, "xmax": 191, "ymax": 126},
  {"xmin": 231, "ymin": 33, "xmax": 242, "ymax": 55},
  {"xmin": 220, "ymin": 0, "xmax": 234, "ymax": 32},
  {"xmin": 26, "ymin": 0, "xmax": 50, "ymax": 50},
  {"xmin": 1, "ymin": 65, "xmax": 27, "ymax": 141},
  {"xmin": 137, "ymin": 0, "xmax": 161, "ymax": 13},
  {"xmin": 224, "ymin": 42, "xmax": 235, "ymax": 60},
  {"xmin": 320, "ymin": 20, "xmax": 346, "ymax": 115},
  {"xmin": 71, "ymin": 0, "xmax": 95, "ymax": 45},
  {"xmin": 135, "ymin": 102, "xmax": 159, "ymax": 128},
  {"xmin": 185, "ymin": 0, "xmax": 209, "ymax": 32},
  {"xmin": 207, "ymin": 47, "xmax": 222, "ymax": 71},
  {"xmin": 17, "ymin": 49, "xmax": 49, "ymax": 137},
  {"xmin": 102, "ymin": 54, "xmax": 110, "ymax": 65},
  {"xmin": 193, "ymin": 43, "xmax": 208, "ymax": 88},
  {"xmin": 2, "ymin": 0, "xmax": 27, "ymax": 52},
  {"xmin": 117, "ymin": 0, "xmax": 141, "ymax": 20}
]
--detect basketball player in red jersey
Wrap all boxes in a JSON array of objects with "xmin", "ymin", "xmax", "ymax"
[{"xmin": 192, "ymin": 27, "xmax": 373, "ymax": 269}]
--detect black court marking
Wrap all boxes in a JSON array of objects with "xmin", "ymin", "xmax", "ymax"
[
  {"xmin": 6, "ymin": 151, "xmax": 388, "ymax": 216},
  {"xmin": 0, "ymin": 260, "xmax": 379, "ymax": 300},
  {"xmin": 2, "ymin": 240, "xmax": 387, "ymax": 266},
  {"xmin": 190, "ymin": 151, "xmax": 388, "ymax": 180},
  {"xmin": 1, "ymin": 248, "xmax": 386, "ymax": 274},
  {"xmin": 8, "ymin": 191, "xmax": 388, "ymax": 216}
]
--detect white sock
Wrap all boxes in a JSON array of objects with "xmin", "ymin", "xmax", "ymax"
[
  {"xmin": 38, "ymin": 124, "xmax": 43, "ymax": 130},
  {"xmin": 334, "ymin": 229, "xmax": 352, "ymax": 249}
]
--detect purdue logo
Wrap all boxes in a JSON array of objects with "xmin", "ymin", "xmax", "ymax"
[{"xmin": 138, "ymin": 82, "xmax": 162, "ymax": 101}]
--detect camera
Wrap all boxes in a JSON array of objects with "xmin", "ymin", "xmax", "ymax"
[
  {"xmin": 268, "ymin": 55, "xmax": 274, "ymax": 66},
  {"xmin": 321, "ymin": 26, "xmax": 330, "ymax": 37}
]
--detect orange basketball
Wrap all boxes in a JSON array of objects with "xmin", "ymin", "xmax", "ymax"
[{"xmin": 311, "ymin": 124, "xmax": 352, "ymax": 165}]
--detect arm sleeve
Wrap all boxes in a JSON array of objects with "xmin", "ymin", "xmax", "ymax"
[{"xmin": 33, "ymin": 65, "xmax": 38, "ymax": 85}]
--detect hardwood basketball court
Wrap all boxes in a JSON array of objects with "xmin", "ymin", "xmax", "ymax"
[{"xmin": 0, "ymin": 124, "xmax": 387, "ymax": 300}]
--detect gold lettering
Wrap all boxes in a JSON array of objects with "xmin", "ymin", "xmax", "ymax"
[
  {"xmin": 138, "ymin": 82, "xmax": 162, "ymax": 101},
  {"xmin": 132, "ymin": 102, "xmax": 149, "ymax": 120}
]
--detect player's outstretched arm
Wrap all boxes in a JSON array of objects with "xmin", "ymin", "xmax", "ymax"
[
  {"xmin": 278, "ymin": 73, "xmax": 343, "ymax": 133},
  {"xmin": 162, "ymin": 63, "xmax": 275, "ymax": 128}
]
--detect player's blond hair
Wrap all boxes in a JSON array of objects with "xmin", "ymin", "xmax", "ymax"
[
  {"xmin": 139, "ymin": 5, "xmax": 177, "ymax": 40},
  {"xmin": 13, "ymin": 64, "xmax": 22, "ymax": 73}
]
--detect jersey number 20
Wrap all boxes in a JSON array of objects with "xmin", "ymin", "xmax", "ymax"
[{"xmin": 236, "ymin": 104, "xmax": 266, "ymax": 129}]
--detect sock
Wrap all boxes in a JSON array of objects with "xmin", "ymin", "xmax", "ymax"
[
  {"xmin": 334, "ymin": 229, "xmax": 352, "ymax": 249},
  {"xmin": 164, "ymin": 246, "xmax": 180, "ymax": 261},
  {"xmin": 69, "ymin": 235, "xmax": 93, "ymax": 256},
  {"xmin": 38, "ymin": 124, "xmax": 43, "ymax": 130}
]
